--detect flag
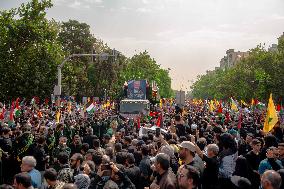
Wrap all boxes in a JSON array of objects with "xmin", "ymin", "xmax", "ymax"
[
  {"xmin": 156, "ymin": 114, "xmax": 162, "ymax": 127},
  {"xmin": 56, "ymin": 110, "xmax": 61, "ymax": 123},
  {"xmin": 67, "ymin": 101, "xmax": 72, "ymax": 113},
  {"xmin": 241, "ymin": 100, "xmax": 248, "ymax": 107},
  {"xmin": 38, "ymin": 110, "xmax": 42, "ymax": 118},
  {"xmin": 160, "ymin": 99, "xmax": 163, "ymax": 108},
  {"xmin": 86, "ymin": 102, "xmax": 95, "ymax": 113},
  {"xmin": 0, "ymin": 106, "xmax": 5, "ymax": 120},
  {"xmin": 237, "ymin": 109, "xmax": 243, "ymax": 129},
  {"xmin": 14, "ymin": 98, "xmax": 21, "ymax": 117},
  {"xmin": 137, "ymin": 118, "xmax": 141, "ymax": 129},
  {"xmin": 231, "ymin": 98, "xmax": 238, "ymax": 111},
  {"xmin": 45, "ymin": 98, "xmax": 49, "ymax": 106},
  {"xmin": 280, "ymin": 103, "xmax": 284, "ymax": 124},
  {"xmin": 251, "ymin": 98, "xmax": 255, "ymax": 106},
  {"xmin": 263, "ymin": 94, "xmax": 278, "ymax": 133},
  {"xmin": 209, "ymin": 100, "xmax": 215, "ymax": 112},
  {"xmin": 31, "ymin": 97, "xmax": 36, "ymax": 106},
  {"xmin": 106, "ymin": 101, "xmax": 110, "ymax": 109},
  {"xmin": 277, "ymin": 104, "xmax": 281, "ymax": 112},
  {"xmin": 169, "ymin": 98, "xmax": 173, "ymax": 106},
  {"xmin": 225, "ymin": 111, "xmax": 231, "ymax": 123},
  {"xmin": 217, "ymin": 104, "xmax": 223, "ymax": 114},
  {"xmin": 8, "ymin": 101, "xmax": 15, "ymax": 126}
]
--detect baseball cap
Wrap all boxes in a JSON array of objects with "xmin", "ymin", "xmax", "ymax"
[
  {"xmin": 160, "ymin": 145, "xmax": 175, "ymax": 157},
  {"xmin": 178, "ymin": 141, "xmax": 196, "ymax": 152},
  {"xmin": 231, "ymin": 176, "xmax": 251, "ymax": 189}
]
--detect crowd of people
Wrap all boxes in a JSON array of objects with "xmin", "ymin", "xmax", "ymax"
[{"xmin": 0, "ymin": 99, "xmax": 284, "ymax": 189}]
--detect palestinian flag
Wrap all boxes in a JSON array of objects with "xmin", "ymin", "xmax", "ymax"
[
  {"xmin": 8, "ymin": 101, "xmax": 15, "ymax": 126},
  {"xmin": 14, "ymin": 98, "xmax": 21, "ymax": 117}
]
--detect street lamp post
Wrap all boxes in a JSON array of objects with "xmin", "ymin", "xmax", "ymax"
[{"xmin": 54, "ymin": 49, "xmax": 118, "ymax": 97}]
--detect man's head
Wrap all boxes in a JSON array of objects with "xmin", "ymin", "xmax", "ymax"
[
  {"xmin": 177, "ymin": 165, "xmax": 200, "ymax": 189},
  {"xmin": 179, "ymin": 141, "xmax": 196, "ymax": 161},
  {"xmin": 85, "ymin": 149, "xmax": 96, "ymax": 161},
  {"xmin": 278, "ymin": 143, "xmax": 284, "ymax": 158},
  {"xmin": 59, "ymin": 137, "xmax": 67, "ymax": 147},
  {"xmin": 115, "ymin": 132, "xmax": 122, "ymax": 141},
  {"xmin": 21, "ymin": 156, "xmax": 36, "ymax": 172},
  {"xmin": 86, "ymin": 128, "xmax": 93, "ymax": 135},
  {"xmin": 2, "ymin": 127, "xmax": 11, "ymax": 136},
  {"xmin": 58, "ymin": 152, "xmax": 69, "ymax": 165},
  {"xmin": 13, "ymin": 173, "xmax": 32, "ymax": 189},
  {"xmin": 126, "ymin": 153, "xmax": 135, "ymax": 166},
  {"xmin": 141, "ymin": 144, "xmax": 149, "ymax": 156},
  {"xmin": 93, "ymin": 139, "xmax": 100, "ymax": 149},
  {"xmin": 206, "ymin": 144, "xmax": 219, "ymax": 158},
  {"xmin": 245, "ymin": 133, "xmax": 253, "ymax": 144},
  {"xmin": 261, "ymin": 170, "xmax": 282, "ymax": 189},
  {"xmin": 103, "ymin": 134, "xmax": 111, "ymax": 144},
  {"xmin": 266, "ymin": 147, "xmax": 278, "ymax": 159},
  {"xmin": 251, "ymin": 139, "xmax": 262, "ymax": 153},
  {"xmin": 123, "ymin": 136, "xmax": 132, "ymax": 146},
  {"xmin": 154, "ymin": 153, "xmax": 170, "ymax": 174},
  {"xmin": 70, "ymin": 153, "xmax": 84, "ymax": 169},
  {"xmin": 73, "ymin": 135, "xmax": 81, "ymax": 145},
  {"xmin": 43, "ymin": 168, "xmax": 57, "ymax": 186}
]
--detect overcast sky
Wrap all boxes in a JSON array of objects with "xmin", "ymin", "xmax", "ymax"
[{"xmin": 1, "ymin": 0, "xmax": 284, "ymax": 90}]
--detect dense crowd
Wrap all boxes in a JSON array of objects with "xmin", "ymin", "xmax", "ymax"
[{"xmin": 0, "ymin": 100, "xmax": 284, "ymax": 189}]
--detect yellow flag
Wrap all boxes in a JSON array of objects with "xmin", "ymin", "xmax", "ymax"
[
  {"xmin": 251, "ymin": 98, "xmax": 255, "ymax": 106},
  {"xmin": 67, "ymin": 101, "xmax": 72, "ymax": 113},
  {"xmin": 160, "ymin": 99, "xmax": 163, "ymax": 108},
  {"xmin": 241, "ymin": 100, "xmax": 248, "ymax": 107},
  {"xmin": 263, "ymin": 94, "xmax": 278, "ymax": 133},
  {"xmin": 56, "ymin": 111, "xmax": 61, "ymax": 123},
  {"xmin": 106, "ymin": 100, "xmax": 110, "ymax": 107},
  {"xmin": 169, "ymin": 98, "xmax": 173, "ymax": 106},
  {"xmin": 214, "ymin": 99, "xmax": 219, "ymax": 107},
  {"xmin": 209, "ymin": 100, "xmax": 215, "ymax": 112},
  {"xmin": 231, "ymin": 98, "xmax": 238, "ymax": 111}
]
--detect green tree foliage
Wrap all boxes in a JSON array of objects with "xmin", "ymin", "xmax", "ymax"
[
  {"xmin": 58, "ymin": 20, "xmax": 96, "ymax": 97},
  {"xmin": 0, "ymin": 1, "xmax": 173, "ymax": 100},
  {"xmin": 121, "ymin": 51, "xmax": 173, "ymax": 98},
  {"xmin": 0, "ymin": 0, "xmax": 63, "ymax": 100},
  {"xmin": 191, "ymin": 36, "xmax": 284, "ymax": 101}
]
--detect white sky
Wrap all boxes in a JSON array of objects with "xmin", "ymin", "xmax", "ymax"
[{"xmin": 1, "ymin": 0, "xmax": 284, "ymax": 90}]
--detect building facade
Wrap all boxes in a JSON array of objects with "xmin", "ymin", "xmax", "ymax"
[{"xmin": 219, "ymin": 49, "xmax": 249, "ymax": 70}]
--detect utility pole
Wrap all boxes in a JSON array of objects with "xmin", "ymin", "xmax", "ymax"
[{"xmin": 54, "ymin": 49, "xmax": 118, "ymax": 97}]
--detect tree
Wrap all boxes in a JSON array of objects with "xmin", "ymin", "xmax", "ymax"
[
  {"xmin": 191, "ymin": 39, "xmax": 284, "ymax": 102},
  {"xmin": 0, "ymin": 0, "xmax": 63, "ymax": 100},
  {"xmin": 58, "ymin": 19, "xmax": 96, "ymax": 97},
  {"xmin": 121, "ymin": 51, "xmax": 173, "ymax": 98}
]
